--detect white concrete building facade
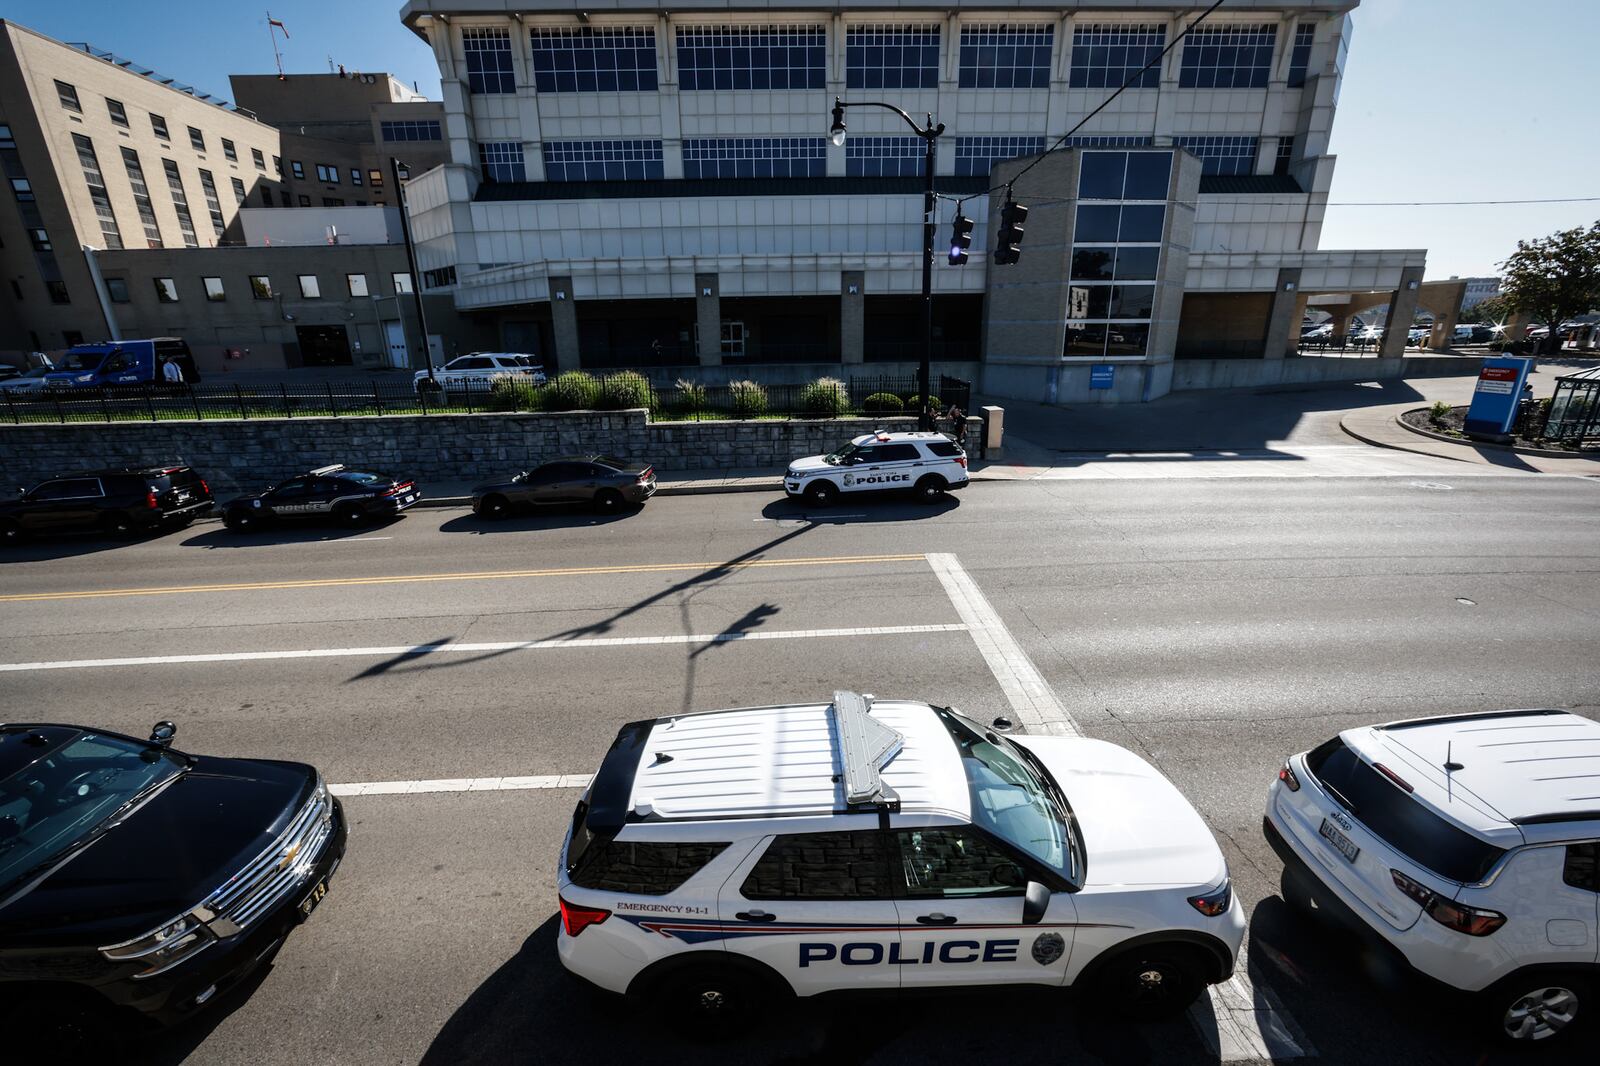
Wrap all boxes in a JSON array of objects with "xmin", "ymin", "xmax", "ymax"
[{"xmin": 398, "ymin": 0, "xmax": 1427, "ymax": 402}]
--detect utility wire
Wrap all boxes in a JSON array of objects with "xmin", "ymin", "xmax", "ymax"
[{"xmin": 937, "ymin": 192, "xmax": 1600, "ymax": 210}]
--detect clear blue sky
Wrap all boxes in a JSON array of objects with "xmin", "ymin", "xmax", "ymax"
[{"xmin": 9, "ymin": 0, "xmax": 1597, "ymax": 278}]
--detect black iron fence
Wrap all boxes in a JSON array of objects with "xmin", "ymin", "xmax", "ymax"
[{"xmin": 1, "ymin": 373, "xmax": 973, "ymax": 426}]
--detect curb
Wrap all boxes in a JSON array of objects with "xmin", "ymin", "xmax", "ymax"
[
  {"xmin": 1338, "ymin": 412, "xmax": 1472, "ymax": 464},
  {"xmin": 1392, "ymin": 409, "xmax": 1595, "ymax": 460}
]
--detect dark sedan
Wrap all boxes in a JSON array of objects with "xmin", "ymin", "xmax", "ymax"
[
  {"xmin": 472, "ymin": 455, "xmax": 656, "ymax": 518},
  {"xmin": 0, "ymin": 721, "xmax": 345, "ymax": 1054}
]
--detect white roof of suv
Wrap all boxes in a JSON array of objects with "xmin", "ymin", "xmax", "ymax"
[
  {"xmin": 851, "ymin": 431, "xmax": 958, "ymax": 446},
  {"xmin": 1351, "ymin": 710, "xmax": 1600, "ymax": 842}
]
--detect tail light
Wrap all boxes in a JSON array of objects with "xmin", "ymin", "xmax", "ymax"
[
  {"xmin": 145, "ymin": 491, "xmax": 159, "ymax": 509},
  {"xmin": 637, "ymin": 466, "xmax": 654, "ymax": 485},
  {"xmin": 559, "ymin": 896, "xmax": 611, "ymax": 938},
  {"xmin": 1391, "ymin": 869, "xmax": 1505, "ymax": 936},
  {"xmin": 1277, "ymin": 762, "xmax": 1300, "ymax": 791},
  {"xmin": 956, "ymin": 456, "xmax": 968, "ymax": 469},
  {"xmin": 1373, "ymin": 763, "xmax": 1415, "ymax": 793},
  {"xmin": 199, "ymin": 479, "xmax": 210, "ymax": 496},
  {"xmin": 384, "ymin": 481, "xmax": 414, "ymax": 498},
  {"xmin": 1187, "ymin": 879, "xmax": 1232, "ymax": 917}
]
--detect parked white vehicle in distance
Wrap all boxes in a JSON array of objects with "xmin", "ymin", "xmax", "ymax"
[
  {"xmin": 414, "ymin": 353, "xmax": 546, "ymax": 395},
  {"xmin": 0, "ymin": 366, "xmax": 53, "ymax": 393}
]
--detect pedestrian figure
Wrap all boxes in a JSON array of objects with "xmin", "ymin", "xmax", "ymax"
[{"xmin": 161, "ymin": 356, "xmax": 184, "ymax": 385}]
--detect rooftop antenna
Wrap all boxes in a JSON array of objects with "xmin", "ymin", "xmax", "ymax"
[
  {"xmin": 267, "ymin": 12, "xmax": 290, "ymax": 80},
  {"xmin": 1443, "ymin": 741, "xmax": 1464, "ymax": 802}
]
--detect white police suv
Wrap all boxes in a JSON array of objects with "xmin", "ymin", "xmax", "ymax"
[
  {"xmin": 413, "ymin": 353, "xmax": 545, "ymax": 395},
  {"xmin": 558, "ymin": 692, "xmax": 1243, "ymax": 1024},
  {"xmin": 785, "ymin": 432, "xmax": 967, "ymax": 506},
  {"xmin": 1266, "ymin": 709, "xmax": 1600, "ymax": 1044}
]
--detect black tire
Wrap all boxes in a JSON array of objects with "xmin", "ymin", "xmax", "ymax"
[
  {"xmin": 914, "ymin": 474, "xmax": 947, "ymax": 503},
  {"xmin": 654, "ymin": 964, "xmax": 769, "ymax": 1036},
  {"xmin": 1488, "ymin": 973, "xmax": 1591, "ymax": 1044},
  {"xmin": 223, "ymin": 508, "xmax": 258, "ymax": 533},
  {"xmin": 0, "ymin": 518, "xmax": 23, "ymax": 546},
  {"xmin": 1087, "ymin": 946, "xmax": 1207, "ymax": 1020},
  {"xmin": 100, "ymin": 512, "xmax": 138, "ymax": 540},
  {"xmin": 477, "ymin": 494, "xmax": 511, "ymax": 520},
  {"xmin": 804, "ymin": 480, "xmax": 838, "ymax": 508},
  {"xmin": 334, "ymin": 502, "xmax": 368, "ymax": 528},
  {"xmin": 593, "ymin": 489, "xmax": 625, "ymax": 514}
]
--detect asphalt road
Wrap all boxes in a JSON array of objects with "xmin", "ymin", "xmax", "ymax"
[{"xmin": 2, "ymin": 467, "xmax": 1597, "ymax": 1066}]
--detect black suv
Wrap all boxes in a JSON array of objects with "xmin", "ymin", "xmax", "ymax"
[
  {"xmin": 221, "ymin": 464, "xmax": 422, "ymax": 532},
  {"xmin": 0, "ymin": 721, "xmax": 345, "ymax": 1053},
  {"xmin": 0, "ymin": 466, "xmax": 213, "ymax": 544}
]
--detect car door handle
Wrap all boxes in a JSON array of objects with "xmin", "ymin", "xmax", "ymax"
[
  {"xmin": 915, "ymin": 913, "xmax": 958, "ymax": 925},
  {"xmin": 735, "ymin": 910, "xmax": 777, "ymax": 923}
]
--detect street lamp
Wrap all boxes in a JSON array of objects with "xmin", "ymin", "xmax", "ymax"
[
  {"xmin": 390, "ymin": 157, "xmax": 436, "ymax": 385},
  {"xmin": 828, "ymin": 96, "xmax": 944, "ymax": 430}
]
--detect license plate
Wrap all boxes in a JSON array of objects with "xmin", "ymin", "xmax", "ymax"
[
  {"xmin": 402, "ymin": 494, "xmax": 414, "ymax": 504},
  {"xmin": 297, "ymin": 877, "xmax": 329, "ymax": 920},
  {"xmin": 1319, "ymin": 818, "xmax": 1361, "ymax": 863},
  {"xmin": 174, "ymin": 492, "xmax": 190, "ymax": 503}
]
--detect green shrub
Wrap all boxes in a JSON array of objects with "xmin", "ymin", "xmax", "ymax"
[
  {"xmin": 599, "ymin": 370, "xmax": 653, "ymax": 410},
  {"xmin": 799, "ymin": 377, "xmax": 851, "ymax": 417},
  {"xmin": 904, "ymin": 395, "xmax": 942, "ymax": 414},
  {"xmin": 728, "ymin": 379, "xmax": 768, "ymax": 417},
  {"xmin": 543, "ymin": 371, "xmax": 600, "ymax": 411},
  {"xmin": 670, "ymin": 378, "xmax": 708, "ymax": 417},
  {"xmin": 486, "ymin": 377, "xmax": 543, "ymax": 412},
  {"xmin": 862, "ymin": 392, "xmax": 904, "ymax": 414},
  {"xmin": 1428, "ymin": 400, "xmax": 1453, "ymax": 425}
]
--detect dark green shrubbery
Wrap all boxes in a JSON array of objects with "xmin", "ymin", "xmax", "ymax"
[
  {"xmin": 728, "ymin": 379, "xmax": 768, "ymax": 417},
  {"xmin": 862, "ymin": 392, "xmax": 905, "ymax": 414},
  {"xmin": 799, "ymin": 377, "xmax": 851, "ymax": 417},
  {"xmin": 486, "ymin": 377, "xmax": 543, "ymax": 412},
  {"xmin": 543, "ymin": 371, "xmax": 601, "ymax": 411},
  {"xmin": 598, "ymin": 370, "xmax": 653, "ymax": 411}
]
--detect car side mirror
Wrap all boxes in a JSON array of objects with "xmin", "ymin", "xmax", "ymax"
[
  {"xmin": 1022, "ymin": 880, "xmax": 1050, "ymax": 925},
  {"xmin": 149, "ymin": 721, "xmax": 177, "ymax": 747}
]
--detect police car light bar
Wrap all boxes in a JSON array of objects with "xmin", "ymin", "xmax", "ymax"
[
  {"xmin": 308, "ymin": 464, "xmax": 345, "ymax": 476},
  {"xmin": 832, "ymin": 690, "xmax": 903, "ymax": 807}
]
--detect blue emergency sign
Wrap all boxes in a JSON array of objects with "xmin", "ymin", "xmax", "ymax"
[
  {"xmin": 1463, "ymin": 357, "xmax": 1531, "ymax": 437},
  {"xmin": 1090, "ymin": 364, "xmax": 1115, "ymax": 390}
]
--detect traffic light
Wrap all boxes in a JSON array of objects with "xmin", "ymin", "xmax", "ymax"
[
  {"xmin": 993, "ymin": 199, "xmax": 1028, "ymax": 266},
  {"xmin": 948, "ymin": 213, "xmax": 974, "ymax": 265}
]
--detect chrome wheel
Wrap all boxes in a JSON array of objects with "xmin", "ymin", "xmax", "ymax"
[
  {"xmin": 696, "ymin": 988, "xmax": 728, "ymax": 1013},
  {"xmin": 1503, "ymin": 987, "xmax": 1579, "ymax": 1041}
]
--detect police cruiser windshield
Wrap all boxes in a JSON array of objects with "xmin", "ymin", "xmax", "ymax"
[
  {"xmin": 934, "ymin": 708, "xmax": 1082, "ymax": 882},
  {"xmin": 59, "ymin": 350, "xmax": 109, "ymax": 371},
  {"xmin": 823, "ymin": 443, "xmax": 859, "ymax": 465}
]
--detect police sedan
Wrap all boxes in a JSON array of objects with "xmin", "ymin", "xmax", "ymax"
[{"xmin": 221, "ymin": 465, "xmax": 421, "ymax": 532}]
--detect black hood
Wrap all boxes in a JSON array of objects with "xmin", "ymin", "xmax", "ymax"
[{"xmin": 0, "ymin": 756, "xmax": 314, "ymax": 947}]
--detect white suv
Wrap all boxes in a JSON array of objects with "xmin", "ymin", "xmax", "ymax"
[
  {"xmin": 413, "ymin": 353, "xmax": 545, "ymax": 395},
  {"xmin": 785, "ymin": 431, "xmax": 968, "ymax": 506},
  {"xmin": 1265, "ymin": 709, "xmax": 1600, "ymax": 1044},
  {"xmin": 558, "ymin": 692, "xmax": 1243, "ymax": 1026}
]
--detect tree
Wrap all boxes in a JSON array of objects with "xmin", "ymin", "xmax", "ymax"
[
  {"xmin": 1497, "ymin": 221, "xmax": 1600, "ymax": 353},
  {"xmin": 1459, "ymin": 294, "xmax": 1508, "ymax": 325}
]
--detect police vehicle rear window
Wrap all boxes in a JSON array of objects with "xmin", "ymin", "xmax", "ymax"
[
  {"xmin": 1306, "ymin": 737, "xmax": 1506, "ymax": 883},
  {"xmin": 569, "ymin": 839, "xmax": 728, "ymax": 895},
  {"xmin": 337, "ymin": 472, "xmax": 387, "ymax": 485},
  {"xmin": 876, "ymin": 444, "xmax": 920, "ymax": 462},
  {"xmin": 926, "ymin": 442, "xmax": 962, "ymax": 458},
  {"xmin": 741, "ymin": 831, "xmax": 890, "ymax": 900}
]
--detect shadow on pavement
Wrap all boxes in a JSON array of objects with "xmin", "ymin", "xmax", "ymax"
[
  {"xmin": 121, "ymin": 959, "xmax": 278, "ymax": 1066},
  {"xmin": 437, "ymin": 508, "xmax": 636, "ymax": 535},
  {"xmin": 757, "ymin": 496, "xmax": 959, "ymax": 524},
  {"xmin": 180, "ymin": 515, "xmax": 406, "ymax": 549},
  {"xmin": 0, "ymin": 530, "xmax": 163, "ymax": 563}
]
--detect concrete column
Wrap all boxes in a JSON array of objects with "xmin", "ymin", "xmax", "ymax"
[
  {"xmin": 1503, "ymin": 311, "xmax": 1534, "ymax": 352},
  {"xmin": 694, "ymin": 272, "xmax": 721, "ymax": 366},
  {"xmin": 1326, "ymin": 303, "xmax": 1355, "ymax": 345},
  {"xmin": 1261, "ymin": 268, "xmax": 1303, "ymax": 361},
  {"xmin": 840, "ymin": 271, "xmax": 865, "ymax": 364},
  {"xmin": 1379, "ymin": 267, "xmax": 1425, "ymax": 358},
  {"xmin": 547, "ymin": 276, "xmax": 579, "ymax": 372}
]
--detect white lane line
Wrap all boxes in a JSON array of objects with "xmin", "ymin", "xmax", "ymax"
[
  {"xmin": 1189, "ymin": 944, "xmax": 1315, "ymax": 1061},
  {"xmin": 0, "ymin": 623, "xmax": 969, "ymax": 673},
  {"xmin": 336, "ymin": 536, "xmax": 394, "ymax": 542},
  {"xmin": 331, "ymin": 774, "xmax": 592, "ymax": 797},
  {"xmin": 924, "ymin": 553, "xmax": 1080, "ymax": 737}
]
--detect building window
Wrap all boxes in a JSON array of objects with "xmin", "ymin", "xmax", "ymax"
[
  {"xmin": 291, "ymin": 160, "xmax": 305, "ymax": 179},
  {"xmin": 29, "ymin": 228, "xmax": 52, "ymax": 252},
  {"xmin": 315, "ymin": 164, "xmax": 340, "ymax": 184},
  {"xmin": 1179, "ymin": 24, "xmax": 1277, "ymax": 89},
  {"xmin": 321, "ymin": 197, "xmax": 345, "ymax": 207},
  {"xmin": 1173, "ymin": 135, "xmax": 1259, "ymax": 175},
  {"xmin": 120, "ymin": 148, "xmax": 163, "ymax": 248},
  {"xmin": 161, "ymin": 158, "xmax": 199, "ymax": 247},
  {"xmin": 1287, "ymin": 24, "xmax": 1315, "ymax": 87},
  {"xmin": 297, "ymin": 194, "xmax": 310, "ymax": 206},
  {"xmin": 198, "ymin": 169, "xmax": 227, "ymax": 236},
  {"xmin": 541, "ymin": 139, "xmax": 664, "ymax": 181},
  {"xmin": 272, "ymin": 155, "xmax": 281, "ymax": 175},
  {"xmin": 463, "ymin": 27, "xmax": 516, "ymax": 94},
  {"xmin": 368, "ymin": 169, "xmax": 384, "ymax": 186},
  {"xmin": 231, "ymin": 176, "xmax": 247, "ymax": 204},
  {"xmin": 250, "ymin": 275, "xmax": 272, "ymax": 299},
  {"xmin": 1275, "ymin": 137, "xmax": 1295, "ymax": 176},
  {"xmin": 298, "ymin": 275, "xmax": 321, "ymax": 299},
  {"xmin": 188, "ymin": 126, "xmax": 205, "ymax": 152},
  {"xmin": 105, "ymin": 277, "xmax": 130, "ymax": 303},
  {"xmin": 253, "ymin": 148, "xmax": 266, "ymax": 170},
  {"xmin": 1065, "ymin": 151, "xmax": 1174, "ymax": 361},
  {"xmin": 682, "ymin": 137, "xmax": 825, "ymax": 179},
  {"xmin": 153, "ymin": 277, "xmax": 178, "ymax": 303},
  {"xmin": 221, "ymin": 138, "xmax": 238, "ymax": 162},
  {"xmin": 676, "ymin": 26, "xmax": 825, "ymax": 91},
  {"xmin": 477, "ymin": 142, "xmax": 526, "ymax": 183},
  {"xmin": 846, "ymin": 24, "xmax": 939, "ymax": 90},
  {"xmin": 346, "ymin": 273, "xmax": 369, "ymax": 298},
  {"xmin": 203, "ymin": 276, "xmax": 225, "ymax": 301},
  {"xmin": 0, "ymin": 124, "xmax": 13, "ymax": 149},
  {"xmin": 530, "ymin": 27, "xmax": 659, "ymax": 92},
  {"xmin": 392, "ymin": 272, "xmax": 413, "ymax": 294},
  {"xmin": 1069, "ymin": 24, "xmax": 1165, "ymax": 89},
  {"xmin": 47, "ymin": 281, "xmax": 70, "ymax": 304},
  {"xmin": 106, "ymin": 98, "xmax": 129, "ymax": 127},
  {"xmin": 423, "ymin": 266, "xmax": 456, "ymax": 288},
  {"xmin": 71, "ymin": 134, "xmax": 123, "ymax": 249},
  {"xmin": 1064, "ymin": 136, "xmax": 1155, "ymax": 148},
  {"xmin": 150, "ymin": 113, "xmax": 169, "ymax": 140},
  {"xmin": 55, "ymin": 80, "xmax": 81, "ymax": 112},
  {"xmin": 260, "ymin": 186, "xmax": 273, "ymax": 207},
  {"xmin": 350, "ymin": 168, "xmax": 362, "ymax": 186},
  {"xmin": 953, "ymin": 136, "xmax": 1046, "ymax": 177},
  {"xmin": 844, "ymin": 136, "xmax": 924, "ymax": 178},
  {"xmin": 11, "ymin": 178, "xmax": 35, "ymax": 202},
  {"xmin": 958, "ymin": 25, "xmax": 1054, "ymax": 89},
  {"xmin": 380, "ymin": 119, "xmax": 443, "ymax": 142}
]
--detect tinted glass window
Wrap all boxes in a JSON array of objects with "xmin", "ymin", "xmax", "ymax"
[
  {"xmin": 1068, "ymin": 285, "xmax": 1112, "ymax": 320},
  {"xmin": 1078, "ymin": 152, "xmax": 1125, "ymax": 199},
  {"xmin": 1123, "ymin": 153, "xmax": 1173, "ymax": 200},
  {"xmin": 270, "ymin": 479, "xmax": 311, "ymax": 499},
  {"xmin": 742, "ymin": 830, "xmax": 890, "ymax": 900},
  {"xmin": 1565, "ymin": 843, "xmax": 1599, "ymax": 892},
  {"xmin": 32, "ymin": 479, "xmax": 101, "ymax": 500},
  {"xmin": 1118, "ymin": 205, "xmax": 1166, "ymax": 243},
  {"xmin": 877, "ymin": 444, "xmax": 921, "ymax": 462},
  {"xmin": 927, "ymin": 442, "xmax": 962, "ymax": 458},
  {"xmin": 1111, "ymin": 284, "xmax": 1156, "ymax": 319},
  {"xmin": 1071, "ymin": 248, "xmax": 1115, "ymax": 281},
  {"xmin": 898, "ymin": 828, "xmax": 1026, "ymax": 899},
  {"xmin": 1306, "ymin": 737, "xmax": 1507, "ymax": 883},
  {"xmin": 1075, "ymin": 205, "xmax": 1120, "ymax": 243},
  {"xmin": 569, "ymin": 839, "xmax": 728, "ymax": 895},
  {"xmin": 455, "ymin": 357, "xmax": 494, "ymax": 370},
  {"xmin": 852, "ymin": 447, "xmax": 882, "ymax": 464},
  {"xmin": 1114, "ymin": 246, "xmax": 1161, "ymax": 281}
]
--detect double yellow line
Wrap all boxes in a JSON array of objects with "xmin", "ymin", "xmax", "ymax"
[{"xmin": 0, "ymin": 553, "xmax": 927, "ymax": 604}]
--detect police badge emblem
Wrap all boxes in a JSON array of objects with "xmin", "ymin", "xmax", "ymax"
[
  {"xmin": 1031, "ymin": 931, "xmax": 1065, "ymax": 966},
  {"xmin": 842, "ymin": 474, "xmax": 855, "ymax": 487}
]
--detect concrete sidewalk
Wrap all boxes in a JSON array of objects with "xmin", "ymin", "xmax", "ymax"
[{"xmin": 1339, "ymin": 403, "xmax": 1600, "ymax": 476}]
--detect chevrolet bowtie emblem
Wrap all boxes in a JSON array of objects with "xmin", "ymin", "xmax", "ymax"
[{"xmin": 277, "ymin": 842, "xmax": 302, "ymax": 872}]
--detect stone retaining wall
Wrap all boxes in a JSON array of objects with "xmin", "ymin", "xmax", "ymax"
[{"xmin": 0, "ymin": 411, "xmax": 985, "ymax": 494}]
